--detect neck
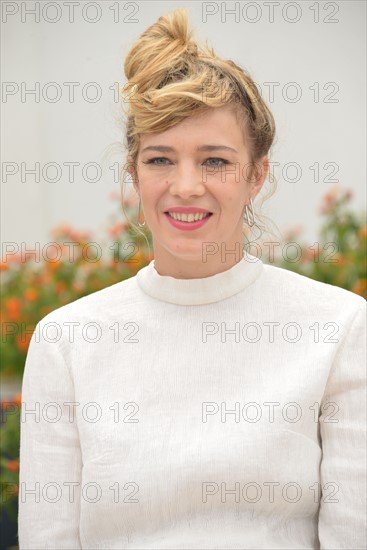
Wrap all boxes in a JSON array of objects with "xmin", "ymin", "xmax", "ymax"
[
  {"xmin": 152, "ymin": 241, "xmax": 245, "ymax": 280},
  {"xmin": 136, "ymin": 247, "xmax": 264, "ymax": 306}
]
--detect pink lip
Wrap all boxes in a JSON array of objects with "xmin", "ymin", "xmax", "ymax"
[
  {"xmin": 164, "ymin": 212, "xmax": 213, "ymax": 231},
  {"xmin": 165, "ymin": 206, "xmax": 212, "ymax": 214}
]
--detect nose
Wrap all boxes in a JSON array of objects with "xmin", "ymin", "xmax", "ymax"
[{"xmin": 168, "ymin": 161, "xmax": 206, "ymax": 199}]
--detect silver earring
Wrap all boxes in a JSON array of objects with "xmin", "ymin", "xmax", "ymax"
[
  {"xmin": 137, "ymin": 198, "xmax": 146, "ymax": 227},
  {"xmin": 243, "ymin": 197, "xmax": 255, "ymax": 227}
]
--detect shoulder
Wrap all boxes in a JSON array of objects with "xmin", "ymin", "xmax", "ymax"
[
  {"xmin": 259, "ymin": 261, "xmax": 366, "ymax": 316},
  {"xmin": 36, "ymin": 274, "xmax": 141, "ymax": 328}
]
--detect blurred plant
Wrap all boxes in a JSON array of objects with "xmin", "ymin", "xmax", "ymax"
[
  {"xmin": 0, "ymin": 190, "xmax": 153, "ymax": 379},
  {"xmin": 251, "ymin": 185, "xmax": 366, "ymax": 298},
  {"xmin": 0, "ymin": 185, "xmax": 365, "ymax": 537},
  {"xmin": 0, "ymin": 393, "xmax": 21, "ymax": 526}
]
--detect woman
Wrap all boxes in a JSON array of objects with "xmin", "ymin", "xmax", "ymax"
[{"xmin": 18, "ymin": 9, "xmax": 366, "ymax": 549}]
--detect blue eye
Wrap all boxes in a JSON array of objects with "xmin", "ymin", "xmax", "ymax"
[
  {"xmin": 143, "ymin": 157, "xmax": 230, "ymax": 166},
  {"xmin": 144, "ymin": 157, "xmax": 170, "ymax": 165},
  {"xmin": 205, "ymin": 158, "xmax": 229, "ymax": 166}
]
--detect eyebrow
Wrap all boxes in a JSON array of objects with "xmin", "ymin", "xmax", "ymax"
[{"xmin": 140, "ymin": 145, "xmax": 238, "ymax": 154}]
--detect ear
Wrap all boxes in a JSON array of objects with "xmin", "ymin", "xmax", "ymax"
[
  {"xmin": 126, "ymin": 156, "xmax": 139, "ymax": 195},
  {"xmin": 250, "ymin": 156, "xmax": 269, "ymax": 199}
]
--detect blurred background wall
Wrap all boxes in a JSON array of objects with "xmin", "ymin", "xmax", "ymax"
[{"xmin": 1, "ymin": 0, "xmax": 366, "ymax": 255}]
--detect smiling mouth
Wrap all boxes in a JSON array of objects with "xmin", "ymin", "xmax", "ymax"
[{"xmin": 164, "ymin": 212, "xmax": 213, "ymax": 223}]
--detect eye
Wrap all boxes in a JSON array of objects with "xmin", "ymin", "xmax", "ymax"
[
  {"xmin": 142, "ymin": 157, "xmax": 170, "ymax": 165},
  {"xmin": 204, "ymin": 158, "xmax": 230, "ymax": 166}
]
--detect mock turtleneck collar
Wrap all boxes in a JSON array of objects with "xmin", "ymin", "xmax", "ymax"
[{"xmin": 135, "ymin": 249, "xmax": 263, "ymax": 306}]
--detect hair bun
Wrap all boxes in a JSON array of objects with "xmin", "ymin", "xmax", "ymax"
[{"xmin": 123, "ymin": 9, "xmax": 199, "ymax": 96}]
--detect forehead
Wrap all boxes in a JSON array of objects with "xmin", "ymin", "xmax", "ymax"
[{"xmin": 139, "ymin": 105, "xmax": 246, "ymax": 150}]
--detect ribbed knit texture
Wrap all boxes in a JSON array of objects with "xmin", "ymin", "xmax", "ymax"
[{"xmin": 18, "ymin": 251, "xmax": 366, "ymax": 549}]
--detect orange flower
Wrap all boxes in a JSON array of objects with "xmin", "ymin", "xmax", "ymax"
[
  {"xmin": 5, "ymin": 460, "xmax": 19, "ymax": 473},
  {"xmin": 0, "ymin": 261, "xmax": 8, "ymax": 271},
  {"xmin": 55, "ymin": 281, "xmax": 66, "ymax": 293},
  {"xmin": 127, "ymin": 249, "xmax": 147, "ymax": 269},
  {"xmin": 320, "ymin": 188, "xmax": 336, "ymax": 214},
  {"xmin": 4, "ymin": 297, "xmax": 21, "ymax": 321},
  {"xmin": 4, "ymin": 297, "xmax": 20, "ymax": 310},
  {"xmin": 68, "ymin": 229, "xmax": 92, "ymax": 243},
  {"xmin": 13, "ymin": 393, "xmax": 22, "ymax": 406},
  {"xmin": 50, "ymin": 224, "xmax": 93, "ymax": 243},
  {"xmin": 319, "ymin": 186, "xmax": 352, "ymax": 215},
  {"xmin": 40, "ymin": 305, "xmax": 54, "ymax": 316},
  {"xmin": 39, "ymin": 271, "xmax": 52, "ymax": 284},
  {"xmin": 72, "ymin": 281, "xmax": 84, "ymax": 293},
  {"xmin": 358, "ymin": 225, "xmax": 367, "ymax": 240},
  {"xmin": 351, "ymin": 278, "xmax": 367, "ymax": 298},
  {"xmin": 47, "ymin": 259, "xmax": 62, "ymax": 272},
  {"xmin": 6, "ymin": 253, "xmax": 23, "ymax": 265},
  {"xmin": 24, "ymin": 289, "xmax": 38, "ymax": 301},
  {"xmin": 16, "ymin": 332, "xmax": 32, "ymax": 352},
  {"xmin": 59, "ymin": 244, "xmax": 72, "ymax": 256},
  {"xmin": 300, "ymin": 249, "xmax": 318, "ymax": 264},
  {"xmin": 332, "ymin": 253, "xmax": 348, "ymax": 266}
]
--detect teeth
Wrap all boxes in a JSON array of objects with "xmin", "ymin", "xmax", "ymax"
[{"xmin": 168, "ymin": 212, "xmax": 210, "ymax": 222}]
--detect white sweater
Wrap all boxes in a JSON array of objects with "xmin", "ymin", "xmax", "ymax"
[{"xmin": 18, "ymin": 250, "xmax": 366, "ymax": 549}]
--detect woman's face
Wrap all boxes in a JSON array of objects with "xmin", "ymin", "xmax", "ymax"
[{"xmin": 130, "ymin": 105, "xmax": 268, "ymax": 275}]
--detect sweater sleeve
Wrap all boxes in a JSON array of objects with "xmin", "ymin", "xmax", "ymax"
[
  {"xmin": 318, "ymin": 299, "xmax": 367, "ymax": 549},
  {"xmin": 17, "ymin": 319, "xmax": 82, "ymax": 549}
]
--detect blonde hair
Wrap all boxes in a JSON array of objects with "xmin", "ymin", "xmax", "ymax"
[{"xmin": 119, "ymin": 8, "xmax": 280, "ymax": 247}]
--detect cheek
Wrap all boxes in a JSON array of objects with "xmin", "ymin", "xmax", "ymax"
[
  {"xmin": 219, "ymin": 185, "xmax": 247, "ymax": 211},
  {"xmin": 139, "ymin": 179, "xmax": 166, "ymax": 211}
]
